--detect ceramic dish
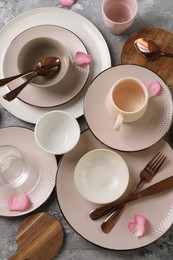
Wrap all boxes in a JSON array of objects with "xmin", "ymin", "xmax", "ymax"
[
  {"xmin": 56, "ymin": 129, "xmax": 173, "ymax": 250},
  {"xmin": 84, "ymin": 64, "xmax": 173, "ymax": 152},
  {"xmin": 0, "ymin": 7, "xmax": 111, "ymax": 123},
  {"xmin": 0, "ymin": 127, "xmax": 57, "ymax": 217},
  {"xmin": 3, "ymin": 25, "xmax": 89, "ymax": 107},
  {"xmin": 35, "ymin": 110, "xmax": 80, "ymax": 155},
  {"xmin": 74, "ymin": 149, "xmax": 129, "ymax": 204}
]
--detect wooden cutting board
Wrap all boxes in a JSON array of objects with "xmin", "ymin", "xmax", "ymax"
[
  {"xmin": 120, "ymin": 27, "xmax": 173, "ymax": 88},
  {"xmin": 9, "ymin": 212, "xmax": 64, "ymax": 260}
]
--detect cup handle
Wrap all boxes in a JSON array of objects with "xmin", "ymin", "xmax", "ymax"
[{"xmin": 114, "ymin": 114, "xmax": 124, "ymax": 131}]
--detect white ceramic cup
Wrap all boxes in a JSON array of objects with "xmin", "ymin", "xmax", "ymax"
[
  {"xmin": 105, "ymin": 77, "xmax": 148, "ymax": 130},
  {"xmin": 34, "ymin": 110, "xmax": 80, "ymax": 155},
  {"xmin": 102, "ymin": 0, "xmax": 138, "ymax": 35}
]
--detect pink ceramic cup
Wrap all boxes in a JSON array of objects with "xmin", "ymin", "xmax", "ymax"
[{"xmin": 102, "ymin": 0, "xmax": 138, "ymax": 35}]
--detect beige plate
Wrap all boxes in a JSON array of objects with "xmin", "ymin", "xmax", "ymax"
[
  {"xmin": 84, "ymin": 64, "xmax": 173, "ymax": 152},
  {"xmin": 3, "ymin": 25, "xmax": 89, "ymax": 107},
  {"xmin": 0, "ymin": 127, "xmax": 57, "ymax": 217},
  {"xmin": 0, "ymin": 7, "xmax": 111, "ymax": 122},
  {"xmin": 56, "ymin": 130, "xmax": 173, "ymax": 250}
]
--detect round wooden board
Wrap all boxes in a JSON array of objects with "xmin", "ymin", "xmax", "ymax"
[
  {"xmin": 120, "ymin": 27, "xmax": 173, "ymax": 88},
  {"xmin": 9, "ymin": 212, "xmax": 64, "ymax": 260}
]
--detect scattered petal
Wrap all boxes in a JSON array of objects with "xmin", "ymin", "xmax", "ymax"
[
  {"xmin": 59, "ymin": 0, "xmax": 75, "ymax": 7},
  {"xmin": 73, "ymin": 51, "xmax": 92, "ymax": 66},
  {"xmin": 8, "ymin": 191, "xmax": 31, "ymax": 212},
  {"xmin": 144, "ymin": 80, "xmax": 162, "ymax": 98},
  {"xmin": 128, "ymin": 214, "xmax": 147, "ymax": 237}
]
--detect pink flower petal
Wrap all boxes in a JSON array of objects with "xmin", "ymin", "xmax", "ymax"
[
  {"xmin": 73, "ymin": 51, "xmax": 92, "ymax": 66},
  {"xmin": 8, "ymin": 191, "xmax": 31, "ymax": 212},
  {"xmin": 128, "ymin": 214, "xmax": 147, "ymax": 237},
  {"xmin": 144, "ymin": 80, "xmax": 162, "ymax": 98},
  {"xmin": 59, "ymin": 0, "xmax": 75, "ymax": 7}
]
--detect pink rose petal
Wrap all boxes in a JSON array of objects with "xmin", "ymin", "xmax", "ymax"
[
  {"xmin": 73, "ymin": 51, "xmax": 92, "ymax": 66},
  {"xmin": 128, "ymin": 214, "xmax": 147, "ymax": 237},
  {"xmin": 59, "ymin": 0, "xmax": 75, "ymax": 7},
  {"xmin": 8, "ymin": 191, "xmax": 31, "ymax": 212},
  {"xmin": 144, "ymin": 80, "xmax": 162, "ymax": 98}
]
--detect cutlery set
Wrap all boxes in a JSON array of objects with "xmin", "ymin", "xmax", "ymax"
[
  {"xmin": 90, "ymin": 152, "xmax": 167, "ymax": 233},
  {"xmin": 1, "ymin": 56, "xmax": 61, "ymax": 101}
]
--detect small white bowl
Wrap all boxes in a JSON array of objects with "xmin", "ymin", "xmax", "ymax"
[
  {"xmin": 34, "ymin": 111, "xmax": 80, "ymax": 155},
  {"xmin": 74, "ymin": 149, "xmax": 129, "ymax": 204}
]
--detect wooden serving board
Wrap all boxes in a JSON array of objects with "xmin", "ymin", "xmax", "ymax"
[
  {"xmin": 9, "ymin": 212, "xmax": 64, "ymax": 260},
  {"xmin": 120, "ymin": 27, "xmax": 173, "ymax": 88}
]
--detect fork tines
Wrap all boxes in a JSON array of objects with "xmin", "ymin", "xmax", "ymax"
[{"xmin": 146, "ymin": 152, "xmax": 166, "ymax": 174}]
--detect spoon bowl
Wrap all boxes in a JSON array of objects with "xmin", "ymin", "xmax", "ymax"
[{"xmin": 134, "ymin": 38, "xmax": 173, "ymax": 59}]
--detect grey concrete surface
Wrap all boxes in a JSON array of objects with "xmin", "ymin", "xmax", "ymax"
[{"xmin": 0, "ymin": 0, "xmax": 173, "ymax": 259}]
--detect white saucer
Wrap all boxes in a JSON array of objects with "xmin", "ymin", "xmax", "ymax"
[
  {"xmin": 84, "ymin": 64, "xmax": 173, "ymax": 151},
  {"xmin": 0, "ymin": 7, "xmax": 111, "ymax": 122},
  {"xmin": 0, "ymin": 127, "xmax": 57, "ymax": 217},
  {"xmin": 56, "ymin": 129, "xmax": 173, "ymax": 250},
  {"xmin": 3, "ymin": 25, "xmax": 89, "ymax": 107}
]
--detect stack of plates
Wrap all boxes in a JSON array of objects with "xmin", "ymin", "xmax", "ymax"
[{"xmin": 0, "ymin": 7, "xmax": 111, "ymax": 123}]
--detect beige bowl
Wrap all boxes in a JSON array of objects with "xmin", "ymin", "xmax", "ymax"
[
  {"xmin": 74, "ymin": 149, "xmax": 129, "ymax": 204},
  {"xmin": 17, "ymin": 37, "xmax": 70, "ymax": 88}
]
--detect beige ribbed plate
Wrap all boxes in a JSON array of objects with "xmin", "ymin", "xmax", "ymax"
[
  {"xmin": 0, "ymin": 7, "xmax": 111, "ymax": 122},
  {"xmin": 56, "ymin": 130, "xmax": 173, "ymax": 250},
  {"xmin": 0, "ymin": 127, "xmax": 57, "ymax": 217},
  {"xmin": 84, "ymin": 64, "xmax": 173, "ymax": 152},
  {"xmin": 3, "ymin": 25, "xmax": 89, "ymax": 107}
]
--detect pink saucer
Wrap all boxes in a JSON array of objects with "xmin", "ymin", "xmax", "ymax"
[
  {"xmin": 84, "ymin": 64, "xmax": 173, "ymax": 152},
  {"xmin": 0, "ymin": 127, "xmax": 57, "ymax": 217},
  {"xmin": 3, "ymin": 25, "xmax": 89, "ymax": 107}
]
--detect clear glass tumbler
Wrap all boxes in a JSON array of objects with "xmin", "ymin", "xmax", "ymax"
[{"xmin": 0, "ymin": 145, "xmax": 29, "ymax": 188}]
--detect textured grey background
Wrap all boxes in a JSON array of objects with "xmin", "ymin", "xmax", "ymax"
[{"xmin": 0, "ymin": 0, "xmax": 173, "ymax": 259}]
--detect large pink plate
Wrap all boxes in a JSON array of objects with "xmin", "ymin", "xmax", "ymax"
[
  {"xmin": 84, "ymin": 64, "xmax": 173, "ymax": 152},
  {"xmin": 56, "ymin": 130, "xmax": 173, "ymax": 250}
]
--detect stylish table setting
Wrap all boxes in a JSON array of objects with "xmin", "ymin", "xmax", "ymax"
[{"xmin": 1, "ymin": 0, "xmax": 173, "ymax": 259}]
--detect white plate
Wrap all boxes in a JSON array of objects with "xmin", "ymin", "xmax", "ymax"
[
  {"xmin": 56, "ymin": 130, "xmax": 173, "ymax": 250},
  {"xmin": 0, "ymin": 7, "xmax": 111, "ymax": 123},
  {"xmin": 84, "ymin": 64, "xmax": 173, "ymax": 151},
  {"xmin": 0, "ymin": 127, "xmax": 57, "ymax": 217}
]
